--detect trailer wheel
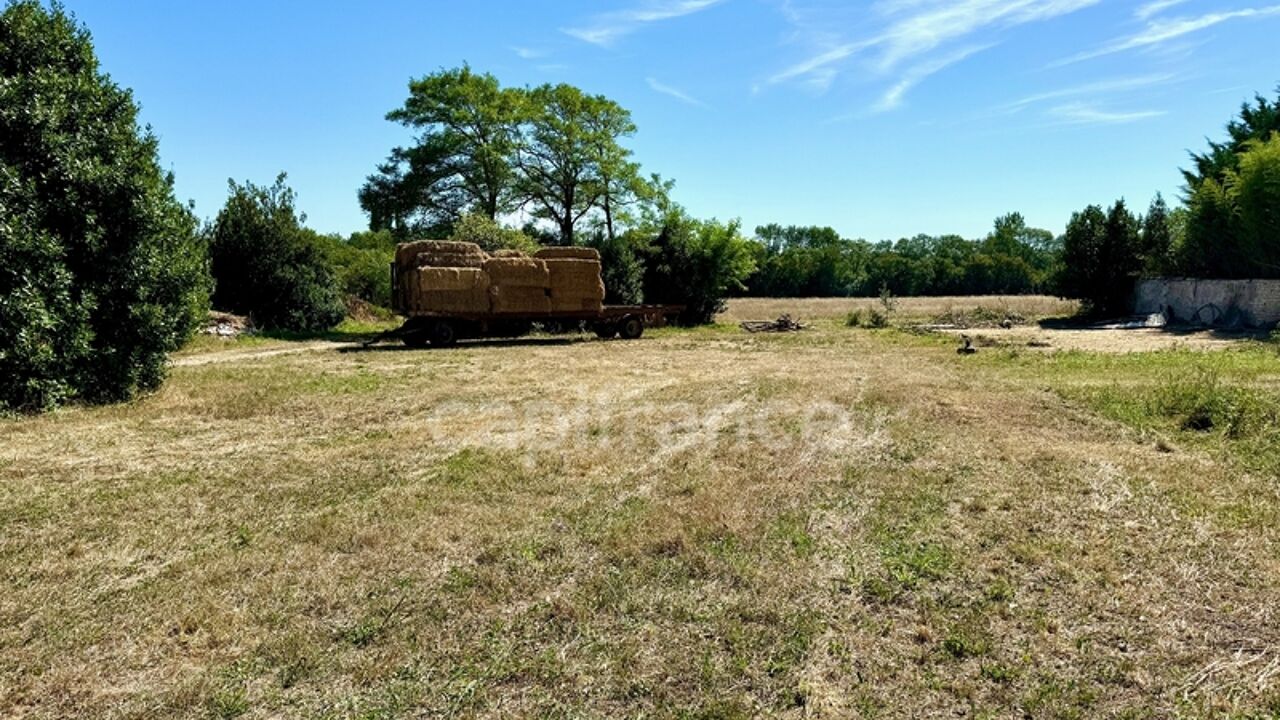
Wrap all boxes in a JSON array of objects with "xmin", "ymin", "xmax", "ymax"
[
  {"xmin": 618, "ymin": 316, "xmax": 644, "ymax": 340},
  {"xmin": 593, "ymin": 322, "xmax": 618, "ymax": 339},
  {"xmin": 429, "ymin": 320, "xmax": 458, "ymax": 348}
]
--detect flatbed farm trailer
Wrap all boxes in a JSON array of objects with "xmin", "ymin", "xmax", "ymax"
[{"xmin": 371, "ymin": 264, "xmax": 682, "ymax": 348}]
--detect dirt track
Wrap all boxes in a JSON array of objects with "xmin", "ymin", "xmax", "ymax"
[{"xmin": 171, "ymin": 340, "xmax": 351, "ymax": 367}]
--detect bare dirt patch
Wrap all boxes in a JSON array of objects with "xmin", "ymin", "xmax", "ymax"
[{"xmin": 937, "ymin": 325, "xmax": 1268, "ymax": 353}]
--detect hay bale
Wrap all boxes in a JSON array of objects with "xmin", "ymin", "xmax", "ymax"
[
  {"xmin": 483, "ymin": 257, "xmax": 550, "ymax": 287},
  {"xmin": 417, "ymin": 251, "xmax": 486, "ymax": 269},
  {"xmin": 490, "ymin": 248, "xmax": 527, "ymax": 258},
  {"xmin": 546, "ymin": 258, "xmax": 605, "ymax": 299},
  {"xmin": 417, "ymin": 288, "xmax": 491, "ymax": 314},
  {"xmin": 417, "ymin": 267, "xmax": 490, "ymax": 292},
  {"xmin": 550, "ymin": 296, "xmax": 604, "ymax": 313},
  {"xmin": 396, "ymin": 240, "xmax": 486, "ymax": 267},
  {"xmin": 534, "ymin": 246, "xmax": 600, "ymax": 261},
  {"xmin": 395, "ymin": 240, "xmax": 478, "ymax": 266},
  {"xmin": 490, "ymin": 285, "xmax": 551, "ymax": 314}
]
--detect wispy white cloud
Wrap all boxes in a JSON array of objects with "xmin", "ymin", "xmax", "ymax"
[
  {"xmin": 563, "ymin": 0, "xmax": 725, "ymax": 46},
  {"xmin": 873, "ymin": 43, "xmax": 992, "ymax": 112},
  {"xmin": 646, "ymin": 77, "xmax": 709, "ymax": 107},
  {"xmin": 767, "ymin": 0, "xmax": 1100, "ymax": 109},
  {"xmin": 1046, "ymin": 102, "xmax": 1166, "ymax": 125},
  {"xmin": 1054, "ymin": 5, "xmax": 1280, "ymax": 66},
  {"xmin": 1135, "ymin": 0, "xmax": 1190, "ymax": 20},
  {"xmin": 999, "ymin": 73, "xmax": 1177, "ymax": 112},
  {"xmin": 868, "ymin": 0, "xmax": 1099, "ymax": 72},
  {"xmin": 766, "ymin": 40, "xmax": 875, "ymax": 86},
  {"xmin": 511, "ymin": 46, "xmax": 547, "ymax": 60}
]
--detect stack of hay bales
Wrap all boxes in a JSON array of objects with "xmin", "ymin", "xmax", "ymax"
[
  {"xmin": 484, "ymin": 255, "xmax": 552, "ymax": 314},
  {"xmin": 394, "ymin": 241, "xmax": 607, "ymax": 316},
  {"xmin": 397, "ymin": 240, "xmax": 491, "ymax": 313},
  {"xmin": 535, "ymin": 247, "xmax": 606, "ymax": 312}
]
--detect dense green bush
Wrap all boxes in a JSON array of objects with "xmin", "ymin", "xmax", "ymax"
[
  {"xmin": 449, "ymin": 213, "xmax": 540, "ymax": 253},
  {"xmin": 208, "ymin": 175, "xmax": 345, "ymax": 331},
  {"xmin": 0, "ymin": 1, "xmax": 210, "ymax": 412},
  {"xmin": 642, "ymin": 213, "xmax": 756, "ymax": 325},
  {"xmin": 317, "ymin": 230, "xmax": 395, "ymax": 308},
  {"xmin": 1227, "ymin": 134, "xmax": 1280, "ymax": 275},
  {"xmin": 585, "ymin": 230, "xmax": 645, "ymax": 305}
]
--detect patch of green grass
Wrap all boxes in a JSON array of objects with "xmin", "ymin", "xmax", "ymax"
[
  {"xmin": 430, "ymin": 448, "xmax": 522, "ymax": 489},
  {"xmin": 207, "ymin": 684, "xmax": 248, "ymax": 719},
  {"xmin": 966, "ymin": 345, "xmax": 1280, "ymax": 474},
  {"xmin": 942, "ymin": 618, "xmax": 991, "ymax": 659},
  {"xmin": 846, "ymin": 308, "xmax": 889, "ymax": 328},
  {"xmin": 769, "ymin": 511, "xmax": 816, "ymax": 558},
  {"xmin": 981, "ymin": 662, "xmax": 1016, "ymax": 684},
  {"xmin": 260, "ymin": 317, "xmax": 398, "ymax": 342}
]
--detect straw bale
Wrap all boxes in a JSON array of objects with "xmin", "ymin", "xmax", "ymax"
[
  {"xmin": 483, "ymin": 257, "xmax": 551, "ymax": 287},
  {"xmin": 417, "ymin": 267, "xmax": 490, "ymax": 292},
  {"xmin": 546, "ymin": 259, "xmax": 605, "ymax": 298},
  {"xmin": 417, "ymin": 251, "xmax": 486, "ymax": 268},
  {"xmin": 490, "ymin": 285, "xmax": 551, "ymax": 314},
  {"xmin": 550, "ymin": 296, "xmax": 604, "ymax": 313},
  {"xmin": 534, "ymin": 246, "xmax": 600, "ymax": 261},
  {"xmin": 416, "ymin": 288, "xmax": 491, "ymax": 314},
  {"xmin": 491, "ymin": 248, "xmax": 527, "ymax": 258},
  {"xmin": 395, "ymin": 240, "xmax": 483, "ymax": 266}
]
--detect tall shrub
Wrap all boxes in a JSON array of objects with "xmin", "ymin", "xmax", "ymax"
[
  {"xmin": 0, "ymin": 1, "xmax": 210, "ymax": 411},
  {"xmin": 642, "ymin": 213, "xmax": 756, "ymax": 325},
  {"xmin": 208, "ymin": 175, "xmax": 345, "ymax": 331}
]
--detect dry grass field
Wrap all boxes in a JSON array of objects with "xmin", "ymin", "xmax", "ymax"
[{"xmin": 3, "ymin": 297, "xmax": 1279, "ymax": 719}]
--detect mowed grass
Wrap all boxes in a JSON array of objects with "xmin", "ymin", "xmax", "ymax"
[{"xmin": 2, "ymin": 300, "xmax": 1280, "ymax": 718}]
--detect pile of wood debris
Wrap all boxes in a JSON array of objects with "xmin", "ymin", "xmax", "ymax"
[{"xmin": 741, "ymin": 314, "xmax": 806, "ymax": 333}]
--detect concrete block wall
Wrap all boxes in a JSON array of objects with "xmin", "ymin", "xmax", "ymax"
[{"xmin": 1135, "ymin": 278, "xmax": 1280, "ymax": 327}]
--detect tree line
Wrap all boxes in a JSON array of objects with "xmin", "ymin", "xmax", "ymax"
[{"xmin": 742, "ymin": 213, "xmax": 1061, "ymax": 298}]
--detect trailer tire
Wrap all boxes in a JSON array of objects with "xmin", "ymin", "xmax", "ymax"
[
  {"xmin": 429, "ymin": 320, "xmax": 458, "ymax": 348},
  {"xmin": 618, "ymin": 316, "xmax": 644, "ymax": 340},
  {"xmin": 403, "ymin": 331, "xmax": 430, "ymax": 348},
  {"xmin": 593, "ymin": 322, "xmax": 618, "ymax": 339}
]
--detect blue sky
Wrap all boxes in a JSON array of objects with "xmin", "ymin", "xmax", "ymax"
[{"xmin": 70, "ymin": 0, "xmax": 1278, "ymax": 241}]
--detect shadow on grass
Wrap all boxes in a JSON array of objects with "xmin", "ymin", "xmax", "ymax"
[
  {"xmin": 337, "ymin": 335, "xmax": 597, "ymax": 353},
  {"xmin": 1037, "ymin": 315, "xmax": 1273, "ymax": 341},
  {"xmin": 260, "ymin": 329, "xmax": 385, "ymax": 343}
]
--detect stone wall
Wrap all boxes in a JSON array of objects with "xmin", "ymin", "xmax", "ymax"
[{"xmin": 1134, "ymin": 278, "xmax": 1280, "ymax": 328}]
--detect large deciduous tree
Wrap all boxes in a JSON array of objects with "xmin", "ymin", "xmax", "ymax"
[
  {"xmin": 516, "ymin": 83, "xmax": 636, "ymax": 245},
  {"xmin": 1, "ymin": 0, "xmax": 211, "ymax": 412},
  {"xmin": 360, "ymin": 66, "xmax": 522, "ymax": 235}
]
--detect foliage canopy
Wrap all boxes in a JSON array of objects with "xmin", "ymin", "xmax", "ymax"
[{"xmin": 1, "ymin": 0, "xmax": 210, "ymax": 411}]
